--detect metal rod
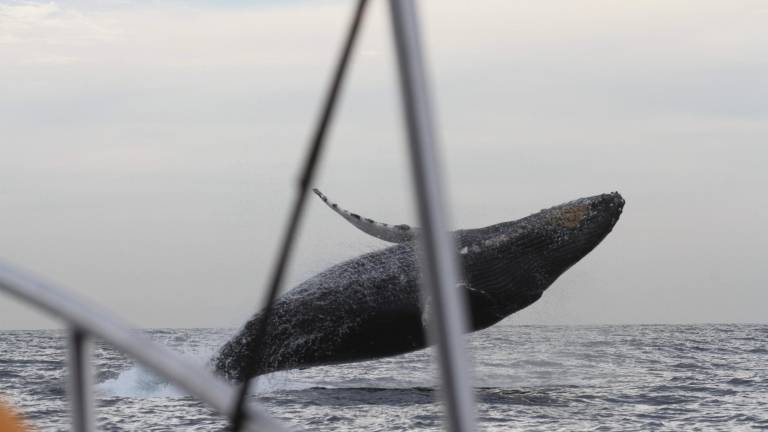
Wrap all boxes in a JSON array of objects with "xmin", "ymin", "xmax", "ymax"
[
  {"xmin": 230, "ymin": 1, "xmax": 369, "ymax": 430},
  {"xmin": 67, "ymin": 327, "xmax": 93, "ymax": 432},
  {"xmin": 388, "ymin": 1, "xmax": 477, "ymax": 431},
  {"xmin": 0, "ymin": 261, "xmax": 291, "ymax": 432}
]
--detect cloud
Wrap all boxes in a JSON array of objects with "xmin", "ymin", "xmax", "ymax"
[{"xmin": 0, "ymin": 1, "xmax": 122, "ymax": 66}]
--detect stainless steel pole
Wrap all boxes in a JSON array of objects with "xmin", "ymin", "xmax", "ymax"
[
  {"xmin": 388, "ymin": 1, "xmax": 477, "ymax": 431},
  {"xmin": 67, "ymin": 327, "xmax": 93, "ymax": 432}
]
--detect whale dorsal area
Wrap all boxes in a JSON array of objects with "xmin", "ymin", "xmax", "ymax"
[{"xmin": 313, "ymin": 188, "xmax": 418, "ymax": 243}]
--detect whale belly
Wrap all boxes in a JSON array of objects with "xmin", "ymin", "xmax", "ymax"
[{"xmin": 213, "ymin": 243, "xmax": 423, "ymax": 380}]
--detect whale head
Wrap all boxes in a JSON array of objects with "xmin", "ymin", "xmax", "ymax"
[{"xmin": 457, "ymin": 192, "xmax": 624, "ymax": 329}]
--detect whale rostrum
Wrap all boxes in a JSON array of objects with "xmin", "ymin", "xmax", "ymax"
[{"xmin": 213, "ymin": 191, "xmax": 625, "ymax": 381}]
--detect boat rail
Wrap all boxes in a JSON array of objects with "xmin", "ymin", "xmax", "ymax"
[{"xmin": 0, "ymin": 261, "xmax": 289, "ymax": 432}]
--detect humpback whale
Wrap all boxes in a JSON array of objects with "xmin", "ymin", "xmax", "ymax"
[{"xmin": 213, "ymin": 191, "xmax": 624, "ymax": 382}]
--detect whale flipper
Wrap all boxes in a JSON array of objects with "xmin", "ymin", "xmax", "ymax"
[{"xmin": 313, "ymin": 188, "xmax": 418, "ymax": 243}]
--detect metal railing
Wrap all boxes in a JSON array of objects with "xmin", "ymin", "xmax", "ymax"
[
  {"xmin": 0, "ymin": 261, "xmax": 289, "ymax": 432},
  {"xmin": 389, "ymin": 1, "xmax": 476, "ymax": 429},
  {"xmin": 0, "ymin": 1, "xmax": 477, "ymax": 431}
]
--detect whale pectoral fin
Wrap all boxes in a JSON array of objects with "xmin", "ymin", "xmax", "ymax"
[{"xmin": 313, "ymin": 188, "xmax": 418, "ymax": 243}]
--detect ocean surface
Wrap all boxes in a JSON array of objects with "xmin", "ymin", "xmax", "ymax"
[{"xmin": 1, "ymin": 324, "xmax": 766, "ymax": 431}]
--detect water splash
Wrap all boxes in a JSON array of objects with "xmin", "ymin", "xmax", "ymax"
[
  {"xmin": 96, "ymin": 332, "xmax": 217, "ymax": 398},
  {"xmin": 96, "ymin": 365, "xmax": 182, "ymax": 398},
  {"xmin": 95, "ymin": 335, "xmax": 323, "ymax": 398}
]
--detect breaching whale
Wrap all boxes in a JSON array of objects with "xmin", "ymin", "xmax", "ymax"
[{"xmin": 213, "ymin": 190, "xmax": 624, "ymax": 381}]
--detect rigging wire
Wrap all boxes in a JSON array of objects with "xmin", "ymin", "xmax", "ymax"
[{"xmin": 229, "ymin": 1, "xmax": 369, "ymax": 430}]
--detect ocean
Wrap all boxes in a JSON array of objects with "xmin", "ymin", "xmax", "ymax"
[{"xmin": 1, "ymin": 324, "xmax": 766, "ymax": 431}]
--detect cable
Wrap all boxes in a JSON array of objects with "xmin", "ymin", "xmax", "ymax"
[{"xmin": 229, "ymin": 1, "xmax": 369, "ymax": 430}]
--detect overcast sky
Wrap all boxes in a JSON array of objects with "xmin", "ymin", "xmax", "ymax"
[{"xmin": 1, "ymin": 0, "xmax": 766, "ymax": 329}]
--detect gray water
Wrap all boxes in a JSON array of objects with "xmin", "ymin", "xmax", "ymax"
[{"xmin": 1, "ymin": 324, "xmax": 766, "ymax": 431}]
